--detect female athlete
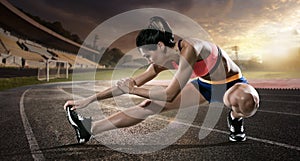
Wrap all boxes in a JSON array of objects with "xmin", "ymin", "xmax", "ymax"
[{"xmin": 64, "ymin": 16, "xmax": 260, "ymax": 143}]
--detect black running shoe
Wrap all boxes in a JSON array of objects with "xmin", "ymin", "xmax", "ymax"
[
  {"xmin": 66, "ymin": 105, "xmax": 92, "ymax": 144},
  {"xmin": 227, "ymin": 110, "xmax": 246, "ymax": 142}
]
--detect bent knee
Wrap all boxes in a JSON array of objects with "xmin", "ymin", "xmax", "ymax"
[
  {"xmin": 139, "ymin": 99, "xmax": 152, "ymax": 108},
  {"xmin": 226, "ymin": 83, "xmax": 260, "ymax": 118},
  {"xmin": 239, "ymin": 94, "xmax": 259, "ymax": 117},
  {"xmin": 136, "ymin": 99, "xmax": 164, "ymax": 115}
]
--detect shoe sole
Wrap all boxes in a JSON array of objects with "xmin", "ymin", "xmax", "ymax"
[{"xmin": 229, "ymin": 136, "xmax": 246, "ymax": 142}]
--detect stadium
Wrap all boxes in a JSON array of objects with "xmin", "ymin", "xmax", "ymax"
[
  {"xmin": 0, "ymin": 1, "xmax": 104, "ymax": 80},
  {"xmin": 0, "ymin": 0, "xmax": 299, "ymax": 160}
]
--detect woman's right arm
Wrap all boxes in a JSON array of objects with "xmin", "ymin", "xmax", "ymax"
[
  {"xmin": 88, "ymin": 64, "xmax": 165, "ymax": 102},
  {"xmin": 64, "ymin": 64, "xmax": 166, "ymax": 110},
  {"xmin": 132, "ymin": 63, "xmax": 167, "ymax": 87}
]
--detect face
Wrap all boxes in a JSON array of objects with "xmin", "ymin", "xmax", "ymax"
[{"xmin": 139, "ymin": 46, "xmax": 166, "ymax": 65}]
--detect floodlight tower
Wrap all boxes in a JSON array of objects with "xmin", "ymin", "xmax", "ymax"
[{"xmin": 232, "ymin": 45, "xmax": 239, "ymax": 64}]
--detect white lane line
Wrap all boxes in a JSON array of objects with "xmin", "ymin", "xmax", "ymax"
[
  {"xmin": 258, "ymin": 109, "xmax": 300, "ymax": 116},
  {"xmin": 60, "ymin": 88, "xmax": 300, "ymax": 151},
  {"xmin": 101, "ymin": 103, "xmax": 300, "ymax": 151},
  {"xmin": 20, "ymin": 89, "xmax": 45, "ymax": 161},
  {"xmin": 263, "ymin": 100, "xmax": 300, "ymax": 104},
  {"xmin": 155, "ymin": 117, "xmax": 300, "ymax": 151},
  {"xmin": 57, "ymin": 87, "xmax": 81, "ymax": 99},
  {"xmin": 259, "ymin": 94, "xmax": 300, "ymax": 97}
]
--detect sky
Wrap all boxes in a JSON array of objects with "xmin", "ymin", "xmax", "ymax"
[{"xmin": 7, "ymin": 0, "xmax": 300, "ymax": 60}]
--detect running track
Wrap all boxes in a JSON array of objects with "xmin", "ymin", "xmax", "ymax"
[{"xmin": 0, "ymin": 81, "xmax": 299, "ymax": 160}]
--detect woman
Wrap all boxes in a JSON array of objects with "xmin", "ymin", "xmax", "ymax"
[{"xmin": 64, "ymin": 16, "xmax": 260, "ymax": 143}]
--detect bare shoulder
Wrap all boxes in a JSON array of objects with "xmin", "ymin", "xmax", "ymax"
[
  {"xmin": 180, "ymin": 39, "xmax": 197, "ymax": 50},
  {"xmin": 179, "ymin": 38, "xmax": 201, "ymax": 58},
  {"xmin": 182, "ymin": 38, "xmax": 214, "ymax": 61}
]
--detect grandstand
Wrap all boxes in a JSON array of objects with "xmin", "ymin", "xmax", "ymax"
[
  {"xmin": 0, "ymin": 0, "xmax": 104, "ymax": 74},
  {"xmin": 0, "ymin": 31, "xmax": 101, "ymax": 69},
  {"xmin": 0, "ymin": 32, "xmax": 44, "ymax": 68},
  {"xmin": 23, "ymin": 40, "xmax": 53, "ymax": 59},
  {"xmin": 48, "ymin": 49, "xmax": 99, "ymax": 68}
]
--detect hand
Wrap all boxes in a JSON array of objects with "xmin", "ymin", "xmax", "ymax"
[
  {"xmin": 116, "ymin": 77, "xmax": 136, "ymax": 94},
  {"xmin": 63, "ymin": 99, "xmax": 90, "ymax": 110}
]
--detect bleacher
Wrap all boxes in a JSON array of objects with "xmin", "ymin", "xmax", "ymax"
[
  {"xmin": 48, "ymin": 49, "xmax": 99, "ymax": 68},
  {"xmin": 0, "ymin": 30, "xmax": 101, "ymax": 69},
  {"xmin": 23, "ymin": 40, "xmax": 53, "ymax": 59},
  {"xmin": 0, "ymin": 33, "xmax": 45, "ymax": 67},
  {"xmin": 0, "ymin": 38, "xmax": 8, "ymax": 54},
  {"xmin": 0, "ymin": 0, "xmax": 104, "ymax": 71}
]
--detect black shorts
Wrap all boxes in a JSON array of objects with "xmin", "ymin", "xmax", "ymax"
[{"xmin": 191, "ymin": 76, "xmax": 248, "ymax": 103}]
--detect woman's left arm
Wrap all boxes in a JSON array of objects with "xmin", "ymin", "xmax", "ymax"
[{"xmin": 127, "ymin": 41, "xmax": 199, "ymax": 102}]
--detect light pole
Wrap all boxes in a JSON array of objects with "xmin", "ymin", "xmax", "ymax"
[{"xmin": 232, "ymin": 45, "xmax": 239, "ymax": 65}]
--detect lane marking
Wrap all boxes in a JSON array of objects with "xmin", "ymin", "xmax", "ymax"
[
  {"xmin": 20, "ymin": 89, "xmax": 45, "ymax": 161},
  {"xmin": 102, "ymin": 103, "xmax": 300, "ymax": 151},
  {"xmin": 60, "ymin": 87, "xmax": 300, "ymax": 151},
  {"xmin": 259, "ymin": 94, "xmax": 300, "ymax": 97},
  {"xmin": 57, "ymin": 87, "xmax": 81, "ymax": 99},
  {"xmin": 258, "ymin": 109, "xmax": 300, "ymax": 116},
  {"xmin": 263, "ymin": 100, "xmax": 300, "ymax": 104},
  {"xmin": 154, "ymin": 117, "xmax": 300, "ymax": 151}
]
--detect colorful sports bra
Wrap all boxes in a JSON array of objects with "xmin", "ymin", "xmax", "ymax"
[{"xmin": 172, "ymin": 38, "xmax": 221, "ymax": 78}]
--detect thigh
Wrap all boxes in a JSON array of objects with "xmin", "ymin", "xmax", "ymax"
[{"xmin": 141, "ymin": 83, "xmax": 209, "ymax": 113}]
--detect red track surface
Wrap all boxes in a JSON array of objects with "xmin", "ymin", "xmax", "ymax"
[{"xmin": 248, "ymin": 79, "xmax": 300, "ymax": 89}]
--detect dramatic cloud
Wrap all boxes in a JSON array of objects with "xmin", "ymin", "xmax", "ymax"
[
  {"xmin": 8, "ymin": 0, "xmax": 194, "ymax": 39},
  {"xmin": 7, "ymin": 0, "xmax": 300, "ymax": 59}
]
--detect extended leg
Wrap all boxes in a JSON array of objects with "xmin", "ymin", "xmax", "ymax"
[
  {"xmin": 87, "ymin": 86, "xmax": 125, "ymax": 102},
  {"xmin": 91, "ymin": 83, "xmax": 208, "ymax": 135}
]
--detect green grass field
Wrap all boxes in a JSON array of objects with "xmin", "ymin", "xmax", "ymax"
[{"xmin": 0, "ymin": 69, "xmax": 299, "ymax": 91}]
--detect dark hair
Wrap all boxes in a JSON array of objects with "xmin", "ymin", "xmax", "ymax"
[{"xmin": 136, "ymin": 16, "xmax": 175, "ymax": 51}]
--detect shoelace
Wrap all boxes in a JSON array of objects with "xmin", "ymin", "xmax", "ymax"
[
  {"xmin": 71, "ymin": 110, "xmax": 85, "ymax": 121},
  {"xmin": 77, "ymin": 113, "xmax": 84, "ymax": 121},
  {"xmin": 232, "ymin": 118, "xmax": 244, "ymax": 133}
]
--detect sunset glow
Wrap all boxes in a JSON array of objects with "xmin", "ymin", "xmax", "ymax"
[{"xmin": 7, "ymin": 0, "xmax": 300, "ymax": 61}]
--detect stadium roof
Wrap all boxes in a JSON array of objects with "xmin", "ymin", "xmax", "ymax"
[{"xmin": 0, "ymin": 0, "xmax": 98, "ymax": 55}]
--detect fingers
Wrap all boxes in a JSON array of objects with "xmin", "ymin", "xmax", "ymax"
[
  {"xmin": 63, "ymin": 101, "xmax": 71, "ymax": 110},
  {"xmin": 70, "ymin": 106, "xmax": 76, "ymax": 111},
  {"xmin": 125, "ymin": 77, "xmax": 134, "ymax": 83},
  {"xmin": 116, "ymin": 78, "xmax": 125, "ymax": 86},
  {"xmin": 116, "ymin": 79, "xmax": 124, "ymax": 86},
  {"xmin": 116, "ymin": 77, "xmax": 135, "ymax": 94},
  {"xmin": 116, "ymin": 78, "xmax": 133, "ymax": 86},
  {"xmin": 116, "ymin": 78, "xmax": 128, "ymax": 89},
  {"xmin": 63, "ymin": 100, "xmax": 76, "ymax": 111}
]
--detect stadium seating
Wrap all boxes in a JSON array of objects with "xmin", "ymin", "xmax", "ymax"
[
  {"xmin": 0, "ymin": 31, "xmax": 101, "ymax": 69},
  {"xmin": 0, "ymin": 39, "xmax": 8, "ymax": 53},
  {"xmin": 0, "ymin": 33, "xmax": 45, "ymax": 67},
  {"xmin": 23, "ymin": 40, "xmax": 53, "ymax": 59},
  {"xmin": 49, "ymin": 49, "xmax": 99, "ymax": 68}
]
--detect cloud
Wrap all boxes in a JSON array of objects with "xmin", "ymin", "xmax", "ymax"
[
  {"xmin": 196, "ymin": 0, "xmax": 300, "ymax": 55},
  {"xmin": 8, "ymin": 0, "xmax": 196, "ymax": 39},
  {"xmin": 7, "ymin": 0, "xmax": 300, "ymax": 59}
]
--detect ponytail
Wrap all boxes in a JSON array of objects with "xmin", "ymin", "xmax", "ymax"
[
  {"xmin": 148, "ymin": 16, "xmax": 175, "ymax": 47},
  {"xmin": 136, "ymin": 16, "xmax": 175, "ymax": 50}
]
